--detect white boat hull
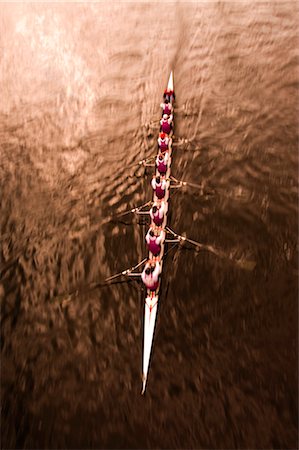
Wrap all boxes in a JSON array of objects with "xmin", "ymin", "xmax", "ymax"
[{"xmin": 142, "ymin": 295, "xmax": 158, "ymax": 394}]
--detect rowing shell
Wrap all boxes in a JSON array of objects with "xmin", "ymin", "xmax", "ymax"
[{"xmin": 142, "ymin": 71, "xmax": 174, "ymax": 394}]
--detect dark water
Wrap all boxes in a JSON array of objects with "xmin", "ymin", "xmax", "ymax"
[{"xmin": 1, "ymin": 2, "xmax": 298, "ymax": 449}]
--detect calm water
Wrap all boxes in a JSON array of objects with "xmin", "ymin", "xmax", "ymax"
[{"xmin": 1, "ymin": 2, "xmax": 298, "ymax": 449}]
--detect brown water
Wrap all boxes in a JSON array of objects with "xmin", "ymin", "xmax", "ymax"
[{"xmin": 1, "ymin": 2, "xmax": 298, "ymax": 449}]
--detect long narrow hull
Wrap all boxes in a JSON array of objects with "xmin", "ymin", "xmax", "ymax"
[
  {"xmin": 142, "ymin": 71, "xmax": 174, "ymax": 394},
  {"xmin": 142, "ymin": 295, "xmax": 158, "ymax": 394}
]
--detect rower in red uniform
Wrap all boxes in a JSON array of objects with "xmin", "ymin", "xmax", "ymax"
[
  {"xmin": 160, "ymin": 99, "xmax": 173, "ymax": 116},
  {"xmin": 145, "ymin": 227, "xmax": 166, "ymax": 256},
  {"xmin": 164, "ymin": 88, "xmax": 175, "ymax": 103},
  {"xmin": 156, "ymin": 151, "xmax": 169, "ymax": 175},
  {"xmin": 151, "ymin": 175, "xmax": 167, "ymax": 199},
  {"xmin": 141, "ymin": 260, "xmax": 161, "ymax": 291},
  {"xmin": 150, "ymin": 201, "xmax": 166, "ymax": 226},
  {"xmin": 158, "ymin": 132, "xmax": 172, "ymax": 152},
  {"xmin": 160, "ymin": 114, "xmax": 173, "ymax": 135}
]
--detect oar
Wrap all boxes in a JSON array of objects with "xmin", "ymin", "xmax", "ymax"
[
  {"xmin": 126, "ymin": 156, "xmax": 157, "ymax": 169},
  {"xmin": 172, "ymin": 138, "xmax": 192, "ymax": 147},
  {"xmin": 144, "ymin": 118, "xmax": 160, "ymax": 128},
  {"xmin": 105, "ymin": 258, "xmax": 147, "ymax": 282},
  {"xmin": 166, "ymin": 227, "xmax": 256, "ymax": 271},
  {"xmin": 170, "ymin": 176, "xmax": 215, "ymax": 195},
  {"xmin": 111, "ymin": 201, "xmax": 152, "ymax": 219},
  {"xmin": 51, "ymin": 240, "xmax": 182, "ymax": 304}
]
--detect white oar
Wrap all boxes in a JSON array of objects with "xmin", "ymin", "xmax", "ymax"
[
  {"xmin": 105, "ymin": 258, "xmax": 147, "ymax": 282},
  {"xmin": 126, "ymin": 156, "xmax": 157, "ymax": 169},
  {"xmin": 166, "ymin": 227, "xmax": 256, "ymax": 271},
  {"xmin": 111, "ymin": 201, "xmax": 152, "ymax": 219}
]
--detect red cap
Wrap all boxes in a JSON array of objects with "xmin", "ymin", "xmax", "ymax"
[{"xmin": 159, "ymin": 132, "xmax": 166, "ymax": 139}]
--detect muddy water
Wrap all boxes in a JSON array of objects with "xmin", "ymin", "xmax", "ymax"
[{"xmin": 1, "ymin": 2, "xmax": 298, "ymax": 449}]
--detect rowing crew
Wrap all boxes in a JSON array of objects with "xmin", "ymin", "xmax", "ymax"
[
  {"xmin": 146, "ymin": 226, "xmax": 166, "ymax": 256},
  {"xmin": 160, "ymin": 97, "xmax": 173, "ymax": 135},
  {"xmin": 163, "ymin": 87, "xmax": 175, "ymax": 103},
  {"xmin": 141, "ymin": 259, "xmax": 161, "ymax": 292},
  {"xmin": 141, "ymin": 87, "xmax": 175, "ymax": 291},
  {"xmin": 158, "ymin": 132, "xmax": 172, "ymax": 152},
  {"xmin": 142, "ymin": 225, "xmax": 165, "ymax": 291},
  {"xmin": 142, "ymin": 181, "xmax": 168, "ymax": 290},
  {"xmin": 159, "ymin": 98, "xmax": 173, "ymax": 147}
]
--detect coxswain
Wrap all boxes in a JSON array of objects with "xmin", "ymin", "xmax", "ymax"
[
  {"xmin": 150, "ymin": 201, "xmax": 166, "ymax": 226},
  {"xmin": 145, "ymin": 227, "xmax": 166, "ymax": 256},
  {"xmin": 151, "ymin": 175, "xmax": 168, "ymax": 199},
  {"xmin": 163, "ymin": 88, "xmax": 175, "ymax": 103},
  {"xmin": 156, "ymin": 151, "xmax": 169, "ymax": 175},
  {"xmin": 157, "ymin": 132, "xmax": 172, "ymax": 152},
  {"xmin": 141, "ymin": 260, "xmax": 161, "ymax": 292},
  {"xmin": 160, "ymin": 114, "xmax": 173, "ymax": 135},
  {"xmin": 160, "ymin": 99, "xmax": 173, "ymax": 116}
]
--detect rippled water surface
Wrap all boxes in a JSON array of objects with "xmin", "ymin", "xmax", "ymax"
[{"xmin": 1, "ymin": 2, "xmax": 298, "ymax": 449}]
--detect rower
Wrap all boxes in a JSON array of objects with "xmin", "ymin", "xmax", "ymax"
[
  {"xmin": 158, "ymin": 132, "xmax": 172, "ymax": 152},
  {"xmin": 141, "ymin": 260, "xmax": 161, "ymax": 292},
  {"xmin": 160, "ymin": 99, "xmax": 173, "ymax": 116},
  {"xmin": 145, "ymin": 226, "xmax": 165, "ymax": 256},
  {"xmin": 156, "ymin": 151, "xmax": 169, "ymax": 175},
  {"xmin": 150, "ymin": 201, "xmax": 166, "ymax": 226},
  {"xmin": 151, "ymin": 175, "xmax": 168, "ymax": 199},
  {"xmin": 163, "ymin": 88, "xmax": 175, "ymax": 103},
  {"xmin": 160, "ymin": 114, "xmax": 173, "ymax": 135}
]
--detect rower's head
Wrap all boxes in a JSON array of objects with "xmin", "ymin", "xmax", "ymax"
[
  {"xmin": 165, "ymin": 99, "xmax": 169, "ymax": 104},
  {"xmin": 158, "ymin": 153, "xmax": 164, "ymax": 161},
  {"xmin": 149, "ymin": 229, "xmax": 155, "ymax": 237},
  {"xmin": 156, "ymin": 176, "xmax": 161, "ymax": 184},
  {"xmin": 152, "ymin": 205, "xmax": 157, "ymax": 214},
  {"xmin": 159, "ymin": 132, "xmax": 166, "ymax": 140},
  {"xmin": 163, "ymin": 114, "xmax": 168, "ymax": 120},
  {"xmin": 145, "ymin": 267, "xmax": 151, "ymax": 275}
]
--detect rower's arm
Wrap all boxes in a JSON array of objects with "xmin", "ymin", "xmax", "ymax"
[
  {"xmin": 159, "ymin": 202, "xmax": 166, "ymax": 215},
  {"xmin": 156, "ymin": 230, "xmax": 165, "ymax": 245},
  {"xmin": 152, "ymin": 263, "xmax": 161, "ymax": 278}
]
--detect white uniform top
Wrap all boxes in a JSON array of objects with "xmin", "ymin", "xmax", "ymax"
[
  {"xmin": 141, "ymin": 262, "xmax": 161, "ymax": 288},
  {"xmin": 149, "ymin": 202, "xmax": 166, "ymax": 222},
  {"xmin": 160, "ymin": 102, "xmax": 173, "ymax": 113},
  {"xmin": 145, "ymin": 229, "xmax": 165, "ymax": 246},
  {"xmin": 157, "ymin": 136, "xmax": 172, "ymax": 147},
  {"xmin": 151, "ymin": 177, "xmax": 167, "ymax": 191},
  {"xmin": 160, "ymin": 114, "xmax": 173, "ymax": 125},
  {"xmin": 155, "ymin": 152, "xmax": 169, "ymax": 166}
]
